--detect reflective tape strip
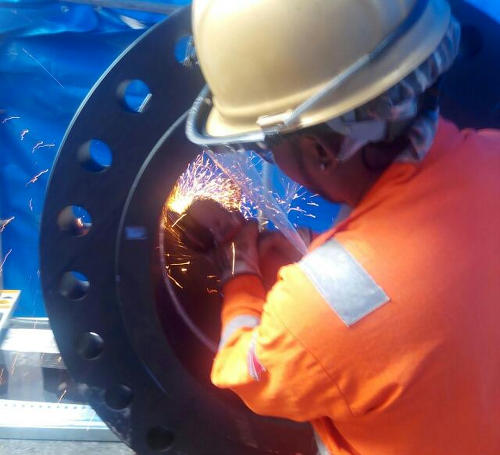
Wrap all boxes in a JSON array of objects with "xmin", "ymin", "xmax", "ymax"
[
  {"xmin": 247, "ymin": 332, "xmax": 266, "ymax": 381},
  {"xmin": 314, "ymin": 431, "xmax": 330, "ymax": 455},
  {"xmin": 298, "ymin": 239, "xmax": 389, "ymax": 326},
  {"xmin": 218, "ymin": 314, "xmax": 260, "ymax": 350}
]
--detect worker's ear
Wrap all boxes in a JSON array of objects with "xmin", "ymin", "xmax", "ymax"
[{"xmin": 303, "ymin": 133, "xmax": 341, "ymax": 173}]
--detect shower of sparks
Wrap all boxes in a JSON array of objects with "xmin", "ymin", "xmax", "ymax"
[
  {"xmin": 231, "ymin": 242, "xmax": 236, "ymax": 277},
  {"xmin": 9, "ymin": 353, "xmax": 18, "ymax": 377},
  {"xmin": 57, "ymin": 389, "xmax": 68, "ymax": 403},
  {"xmin": 32, "ymin": 141, "xmax": 55, "ymax": 153},
  {"xmin": 0, "ymin": 216, "xmax": 14, "ymax": 233},
  {"xmin": 166, "ymin": 269, "xmax": 184, "ymax": 289},
  {"xmin": 165, "ymin": 153, "xmax": 241, "ymax": 218},
  {"xmin": 2, "ymin": 116, "xmax": 20, "ymax": 124},
  {"xmin": 20, "ymin": 129, "xmax": 29, "ymax": 140},
  {"xmin": 32, "ymin": 141, "xmax": 43, "ymax": 152},
  {"xmin": 162, "ymin": 153, "xmax": 244, "ymax": 290},
  {"xmin": 161, "ymin": 151, "xmax": 320, "ymax": 294},
  {"xmin": 22, "ymin": 47, "xmax": 65, "ymax": 88},
  {"xmin": 39, "ymin": 143, "xmax": 55, "ymax": 149},
  {"xmin": 26, "ymin": 168, "xmax": 49, "ymax": 186},
  {"xmin": 0, "ymin": 249, "xmax": 13, "ymax": 274},
  {"xmin": 170, "ymin": 212, "xmax": 186, "ymax": 228}
]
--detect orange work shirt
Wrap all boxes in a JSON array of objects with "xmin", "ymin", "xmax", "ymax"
[{"xmin": 211, "ymin": 118, "xmax": 500, "ymax": 455}]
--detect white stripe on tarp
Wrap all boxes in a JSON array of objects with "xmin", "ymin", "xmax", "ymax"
[
  {"xmin": 298, "ymin": 239, "xmax": 389, "ymax": 326},
  {"xmin": 218, "ymin": 314, "xmax": 260, "ymax": 350}
]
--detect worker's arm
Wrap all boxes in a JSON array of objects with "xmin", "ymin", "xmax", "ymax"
[{"xmin": 212, "ymin": 271, "xmax": 347, "ymax": 422}]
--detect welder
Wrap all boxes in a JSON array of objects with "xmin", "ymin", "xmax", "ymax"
[{"xmin": 185, "ymin": 0, "xmax": 500, "ymax": 453}]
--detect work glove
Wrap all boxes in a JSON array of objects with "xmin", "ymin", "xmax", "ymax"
[
  {"xmin": 212, "ymin": 220, "xmax": 261, "ymax": 285},
  {"xmin": 258, "ymin": 228, "xmax": 313, "ymax": 290}
]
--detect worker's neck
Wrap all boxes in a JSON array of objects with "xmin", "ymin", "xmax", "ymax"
[{"xmin": 338, "ymin": 152, "xmax": 384, "ymax": 208}]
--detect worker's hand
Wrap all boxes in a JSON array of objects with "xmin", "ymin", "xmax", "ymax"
[
  {"xmin": 258, "ymin": 228, "xmax": 313, "ymax": 290},
  {"xmin": 182, "ymin": 198, "xmax": 245, "ymax": 248},
  {"xmin": 212, "ymin": 219, "xmax": 261, "ymax": 285}
]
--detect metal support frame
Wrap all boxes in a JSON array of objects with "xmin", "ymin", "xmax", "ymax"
[{"xmin": 0, "ymin": 320, "xmax": 119, "ymax": 441}]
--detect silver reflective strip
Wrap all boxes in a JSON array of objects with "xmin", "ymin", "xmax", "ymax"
[
  {"xmin": 218, "ymin": 315, "xmax": 260, "ymax": 350},
  {"xmin": 247, "ymin": 332, "xmax": 266, "ymax": 381},
  {"xmin": 314, "ymin": 430, "xmax": 331, "ymax": 455},
  {"xmin": 298, "ymin": 239, "xmax": 389, "ymax": 326}
]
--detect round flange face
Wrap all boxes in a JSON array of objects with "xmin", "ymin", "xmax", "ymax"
[
  {"xmin": 39, "ymin": 6, "xmax": 315, "ymax": 455},
  {"xmin": 40, "ymin": 2, "xmax": 499, "ymax": 453}
]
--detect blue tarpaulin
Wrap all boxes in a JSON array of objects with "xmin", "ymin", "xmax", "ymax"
[
  {"xmin": 0, "ymin": 0, "xmax": 498, "ymax": 316},
  {"xmin": 0, "ymin": 0, "xmax": 189, "ymax": 315}
]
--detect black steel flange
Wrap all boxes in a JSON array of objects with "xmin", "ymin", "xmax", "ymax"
[
  {"xmin": 40, "ymin": 6, "xmax": 315, "ymax": 455},
  {"xmin": 40, "ymin": 2, "xmax": 498, "ymax": 454}
]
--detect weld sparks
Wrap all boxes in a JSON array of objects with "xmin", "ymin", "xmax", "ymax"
[
  {"xmin": 0, "ymin": 249, "xmax": 12, "ymax": 274},
  {"xmin": 2, "ymin": 116, "xmax": 20, "ymax": 124},
  {"xmin": 166, "ymin": 153, "xmax": 241, "ymax": 217},
  {"xmin": 58, "ymin": 389, "xmax": 68, "ymax": 403},
  {"xmin": 32, "ymin": 141, "xmax": 55, "ymax": 153},
  {"xmin": 0, "ymin": 216, "xmax": 14, "ymax": 233},
  {"xmin": 231, "ymin": 242, "xmax": 236, "ymax": 276},
  {"xmin": 9, "ymin": 353, "xmax": 18, "ymax": 377},
  {"xmin": 20, "ymin": 129, "xmax": 29, "ymax": 140},
  {"xmin": 166, "ymin": 268, "xmax": 184, "ymax": 289},
  {"xmin": 163, "ymin": 153, "xmax": 243, "ymax": 292},
  {"xmin": 26, "ymin": 168, "xmax": 49, "ymax": 186},
  {"xmin": 22, "ymin": 47, "xmax": 64, "ymax": 88}
]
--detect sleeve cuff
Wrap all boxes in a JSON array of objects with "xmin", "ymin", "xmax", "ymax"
[{"xmin": 221, "ymin": 274, "xmax": 266, "ymax": 325}]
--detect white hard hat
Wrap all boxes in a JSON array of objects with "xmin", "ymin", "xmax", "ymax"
[{"xmin": 187, "ymin": 0, "xmax": 452, "ymax": 147}]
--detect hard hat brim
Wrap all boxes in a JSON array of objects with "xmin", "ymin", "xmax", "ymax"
[{"xmin": 201, "ymin": 0, "xmax": 451, "ymax": 140}]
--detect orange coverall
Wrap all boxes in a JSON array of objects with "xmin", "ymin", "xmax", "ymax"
[{"xmin": 211, "ymin": 118, "xmax": 500, "ymax": 455}]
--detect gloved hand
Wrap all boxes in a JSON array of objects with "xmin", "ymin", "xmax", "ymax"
[
  {"xmin": 258, "ymin": 229, "xmax": 312, "ymax": 290},
  {"xmin": 178, "ymin": 198, "xmax": 245, "ymax": 252},
  {"xmin": 212, "ymin": 220, "xmax": 261, "ymax": 284}
]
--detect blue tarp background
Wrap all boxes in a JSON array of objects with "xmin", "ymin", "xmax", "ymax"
[
  {"xmin": 0, "ymin": 0, "xmax": 499, "ymax": 316},
  {"xmin": 0, "ymin": 0, "xmax": 188, "ymax": 315}
]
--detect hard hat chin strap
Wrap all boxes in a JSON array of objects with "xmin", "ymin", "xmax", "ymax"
[{"xmin": 280, "ymin": 0, "xmax": 431, "ymax": 130}]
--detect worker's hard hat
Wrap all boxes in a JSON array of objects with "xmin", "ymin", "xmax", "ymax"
[{"xmin": 187, "ymin": 0, "xmax": 452, "ymax": 147}]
